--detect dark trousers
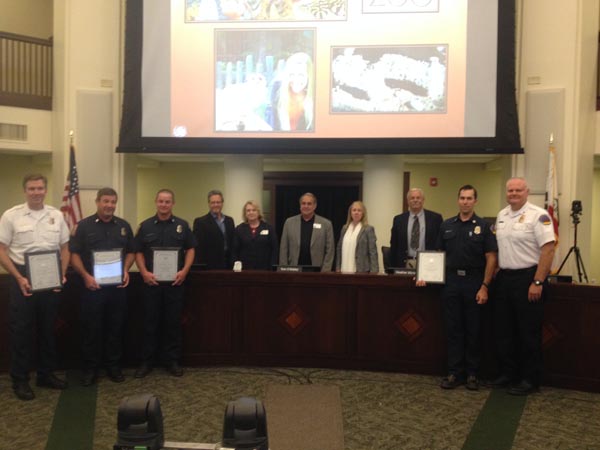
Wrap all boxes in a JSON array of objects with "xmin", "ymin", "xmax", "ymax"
[
  {"xmin": 442, "ymin": 272, "xmax": 483, "ymax": 378},
  {"xmin": 9, "ymin": 268, "xmax": 59, "ymax": 381},
  {"xmin": 140, "ymin": 284, "xmax": 184, "ymax": 365},
  {"xmin": 80, "ymin": 286, "xmax": 127, "ymax": 370},
  {"xmin": 494, "ymin": 268, "xmax": 544, "ymax": 386}
]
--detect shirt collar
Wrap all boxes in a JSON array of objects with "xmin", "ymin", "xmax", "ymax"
[
  {"xmin": 23, "ymin": 203, "xmax": 47, "ymax": 215},
  {"xmin": 507, "ymin": 202, "xmax": 529, "ymax": 218},
  {"xmin": 154, "ymin": 214, "xmax": 174, "ymax": 224},
  {"xmin": 94, "ymin": 213, "xmax": 117, "ymax": 224}
]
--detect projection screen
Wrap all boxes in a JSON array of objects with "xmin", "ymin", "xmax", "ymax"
[{"xmin": 118, "ymin": 0, "xmax": 521, "ymax": 155}]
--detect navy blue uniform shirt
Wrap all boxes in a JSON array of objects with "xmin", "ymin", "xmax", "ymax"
[
  {"xmin": 437, "ymin": 214, "xmax": 497, "ymax": 270},
  {"xmin": 69, "ymin": 214, "xmax": 134, "ymax": 274},
  {"xmin": 133, "ymin": 215, "xmax": 196, "ymax": 272}
]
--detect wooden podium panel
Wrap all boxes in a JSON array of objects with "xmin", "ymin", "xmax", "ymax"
[{"xmin": 1, "ymin": 272, "xmax": 600, "ymax": 391}]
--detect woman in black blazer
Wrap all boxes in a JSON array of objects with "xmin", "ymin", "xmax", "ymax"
[
  {"xmin": 232, "ymin": 201, "xmax": 279, "ymax": 270},
  {"xmin": 336, "ymin": 201, "xmax": 379, "ymax": 273}
]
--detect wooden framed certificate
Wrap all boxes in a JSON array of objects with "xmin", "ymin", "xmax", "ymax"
[
  {"xmin": 152, "ymin": 248, "xmax": 179, "ymax": 282},
  {"xmin": 93, "ymin": 249, "xmax": 123, "ymax": 286},
  {"xmin": 25, "ymin": 250, "xmax": 62, "ymax": 292},
  {"xmin": 416, "ymin": 251, "xmax": 446, "ymax": 284}
]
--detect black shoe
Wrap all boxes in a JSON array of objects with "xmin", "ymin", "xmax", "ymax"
[
  {"xmin": 507, "ymin": 380, "xmax": 539, "ymax": 396},
  {"xmin": 466, "ymin": 375, "xmax": 479, "ymax": 391},
  {"xmin": 36, "ymin": 373, "xmax": 68, "ymax": 390},
  {"xmin": 440, "ymin": 374, "xmax": 464, "ymax": 389},
  {"xmin": 483, "ymin": 374, "xmax": 513, "ymax": 388},
  {"xmin": 106, "ymin": 367, "xmax": 125, "ymax": 383},
  {"xmin": 166, "ymin": 362, "xmax": 183, "ymax": 377},
  {"xmin": 12, "ymin": 381, "xmax": 35, "ymax": 401},
  {"xmin": 81, "ymin": 370, "xmax": 97, "ymax": 387},
  {"xmin": 134, "ymin": 363, "xmax": 152, "ymax": 379}
]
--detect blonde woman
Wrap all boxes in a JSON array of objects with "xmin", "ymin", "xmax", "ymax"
[
  {"xmin": 271, "ymin": 52, "xmax": 314, "ymax": 131},
  {"xmin": 232, "ymin": 201, "xmax": 278, "ymax": 270},
  {"xmin": 336, "ymin": 201, "xmax": 379, "ymax": 273}
]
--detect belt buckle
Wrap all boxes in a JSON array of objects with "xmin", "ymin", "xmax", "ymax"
[{"xmin": 457, "ymin": 269, "xmax": 466, "ymax": 276}]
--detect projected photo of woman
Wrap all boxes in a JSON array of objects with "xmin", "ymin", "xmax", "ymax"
[
  {"xmin": 214, "ymin": 29, "xmax": 315, "ymax": 133},
  {"xmin": 270, "ymin": 52, "xmax": 315, "ymax": 131}
]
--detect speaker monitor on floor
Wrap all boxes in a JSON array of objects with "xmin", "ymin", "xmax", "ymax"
[
  {"xmin": 113, "ymin": 394, "xmax": 268, "ymax": 450},
  {"xmin": 114, "ymin": 393, "xmax": 164, "ymax": 450},
  {"xmin": 221, "ymin": 397, "xmax": 268, "ymax": 450}
]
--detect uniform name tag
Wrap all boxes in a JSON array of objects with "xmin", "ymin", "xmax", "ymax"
[
  {"xmin": 260, "ymin": 229, "xmax": 269, "ymax": 235},
  {"xmin": 313, "ymin": 223, "xmax": 321, "ymax": 229}
]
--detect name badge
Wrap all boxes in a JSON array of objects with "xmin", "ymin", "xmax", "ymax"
[
  {"xmin": 260, "ymin": 229, "xmax": 269, "ymax": 235},
  {"xmin": 313, "ymin": 223, "xmax": 322, "ymax": 229}
]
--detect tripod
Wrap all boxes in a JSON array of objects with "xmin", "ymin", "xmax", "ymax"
[{"xmin": 557, "ymin": 213, "xmax": 588, "ymax": 283}]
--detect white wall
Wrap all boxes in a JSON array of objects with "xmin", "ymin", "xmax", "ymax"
[
  {"xmin": 0, "ymin": 0, "xmax": 52, "ymax": 38},
  {"xmin": 0, "ymin": 107, "xmax": 52, "ymax": 153},
  {"xmin": 516, "ymin": 0, "xmax": 598, "ymax": 278}
]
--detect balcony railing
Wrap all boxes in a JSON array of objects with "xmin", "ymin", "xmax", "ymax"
[{"xmin": 0, "ymin": 31, "xmax": 52, "ymax": 110}]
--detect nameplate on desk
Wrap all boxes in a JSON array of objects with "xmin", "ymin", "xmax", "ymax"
[
  {"xmin": 276, "ymin": 265, "xmax": 320, "ymax": 273},
  {"xmin": 386, "ymin": 267, "xmax": 416, "ymax": 276},
  {"xmin": 277, "ymin": 265, "xmax": 302, "ymax": 272}
]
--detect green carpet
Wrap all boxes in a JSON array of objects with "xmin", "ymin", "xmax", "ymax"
[
  {"xmin": 45, "ymin": 370, "xmax": 98, "ymax": 450},
  {"xmin": 462, "ymin": 389, "xmax": 527, "ymax": 450},
  {"xmin": 0, "ymin": 368, "xmax": 595, "ymax": 450}
]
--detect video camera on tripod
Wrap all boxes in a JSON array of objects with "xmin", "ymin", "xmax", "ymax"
[
  {"xmin": 557, "ymin": 199, "xmax": 588, "ymax": 283},
  {"xmin": 570, "ymin": 200, "xmax": 582, "ymax": 223}
]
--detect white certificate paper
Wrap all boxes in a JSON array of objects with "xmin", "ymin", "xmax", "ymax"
[
  {"xmin": 26, "ymin": 250, "xmax": 62, "ymax": 292},
  {"xmin": 153, "ymin": 248, "xmax": 179, "ymax": 282},
  {"xmin": 93, "ymin": 250, "xmax": 123, "ymax": 286},
  {"xmin": 416, "ymin": 251, "xmax": 446, "ymax": 284}
]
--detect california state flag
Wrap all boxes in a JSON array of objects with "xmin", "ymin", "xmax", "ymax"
[{"xmin": 544, "ymin": 137, "xmax": 560, "ymax": 272}]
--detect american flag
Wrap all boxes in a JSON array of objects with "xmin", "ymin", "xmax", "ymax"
[{"xmin": 60, "ymin": 145, "xmax": 83, "ymax": 230}]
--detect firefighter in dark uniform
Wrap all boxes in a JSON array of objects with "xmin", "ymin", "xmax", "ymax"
[
  {"xmin": 487, "ymin": 177, "xmax": 555, "ymax": 395},
  {"xmin": 70, "ymin": 187, "xmax": 135, "ymax": 386},
  {"xmin": 419, "ymin": 184, "xmax": 497, "ymax": 390},
  {"xmin": 133, "ymin": 189, "xmax": 196, "ymax": 378}
]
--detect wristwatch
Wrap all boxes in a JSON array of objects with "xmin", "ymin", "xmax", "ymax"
[{"xmin": 532, "ymin": 279, "xmax": 543, "ymax": 286}]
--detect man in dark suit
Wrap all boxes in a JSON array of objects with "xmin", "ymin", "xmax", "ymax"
[
  {"xmin": 192, "ymin": 189, "xmax": 235, "ymax": 270},
  {"xmin": 390, "ymin": 188, "xmax": 443, "ymax": 267}
]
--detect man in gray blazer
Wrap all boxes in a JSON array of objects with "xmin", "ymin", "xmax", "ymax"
[{"xmin": 279, "ymin": 193, "xmax": 334, "ymax": 271}]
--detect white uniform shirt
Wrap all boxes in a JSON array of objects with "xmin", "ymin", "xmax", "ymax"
[
  {"xmin": 0, "ymin": 203, "xmax": 70, "ymax": 265},
  {"xmin": 495, "ymin": 201, "xmax": 555, "ymax": 270}
]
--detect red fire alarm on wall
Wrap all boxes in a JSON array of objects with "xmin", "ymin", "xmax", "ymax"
[{"xmin": 429, "ymin": 177, "xmax": 438, "ymax": 187}]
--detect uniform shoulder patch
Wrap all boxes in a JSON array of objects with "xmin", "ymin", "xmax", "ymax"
[{"xmin": 539, "ymin": 214, "xmax": 552, "ymax": 225}]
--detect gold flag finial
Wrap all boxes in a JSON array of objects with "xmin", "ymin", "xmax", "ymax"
[{"xmin": 549, "ymin": 133, "xmax": 554, "ymax": 145}]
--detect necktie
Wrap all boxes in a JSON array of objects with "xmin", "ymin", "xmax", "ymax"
[{"xmin": 410, "ymin": 216, "xmax": 420, "ymax": 250}]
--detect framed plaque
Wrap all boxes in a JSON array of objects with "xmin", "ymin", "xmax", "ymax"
[
  {"xmin": 93, "ymin": 249, "xmax": 123, "ymax": 286},
  {"xmin": 152, "ymin": 247, "xmax": 179, "ymax": 282},
  {"xmin": 25, "ymin": 250, "xmax": 62, "ymax": 292},
  {"xmin": 416, "ymin": 251, "xmax": 446, "ymax": 284}
]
